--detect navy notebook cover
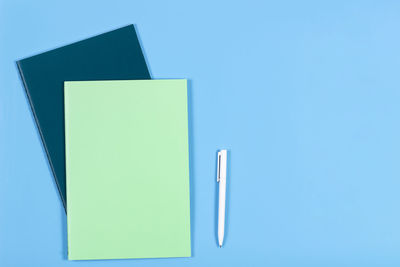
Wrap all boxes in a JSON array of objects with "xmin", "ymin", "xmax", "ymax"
[{"xmin": 17, "ymin": 25, "xmax": 151, "ymax": 210}]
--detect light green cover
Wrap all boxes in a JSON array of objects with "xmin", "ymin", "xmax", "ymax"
[{"xmin": 64, "ymin": 80, "xmax": 191, "ymax": 260}]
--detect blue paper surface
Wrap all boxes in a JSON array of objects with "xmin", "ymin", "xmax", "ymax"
[{"xmin": 1, "ymin": 1, "xmax": 400, "ymax": 266}]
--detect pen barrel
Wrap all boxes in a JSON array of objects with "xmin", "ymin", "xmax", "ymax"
[
  {"xmin": 218, "ymin": 177, "xmax": 226, "ymax": 246},
  {"xmin": 217, "ymin": 149, "xmax": 227, "ymax": 247}
]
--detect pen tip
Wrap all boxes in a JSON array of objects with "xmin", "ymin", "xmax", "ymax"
[{"xmin": 219, "ymin": 245, "xmax": 222, "ymax": 248}]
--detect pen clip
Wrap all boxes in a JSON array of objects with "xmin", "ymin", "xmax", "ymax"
[{"xmin": 217, "ymin": 152, "xmax": 221, "ymax": 182}]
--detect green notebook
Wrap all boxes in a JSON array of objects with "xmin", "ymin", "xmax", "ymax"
[{"xmin": 64, "ymin": 80, "xmax": 191, "ymax": 260}]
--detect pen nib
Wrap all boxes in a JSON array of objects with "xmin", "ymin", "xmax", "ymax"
[{"xmin": 219, "ymin": 245, "xmax": 222, "ymax": 248}]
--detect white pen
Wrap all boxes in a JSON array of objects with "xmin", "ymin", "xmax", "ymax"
[{"xmin": 217, "ymin": 149, "xmax": 227, "ymax": 248}]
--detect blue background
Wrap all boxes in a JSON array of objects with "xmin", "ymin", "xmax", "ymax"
[{"xmin": 1, "ymin": 0, "xmax": 400, "ymax": 266}]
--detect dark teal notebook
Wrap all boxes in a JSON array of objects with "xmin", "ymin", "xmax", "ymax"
[{"xmin": 17, "ymin": 25, "xmax": 151, "ymax": 210}]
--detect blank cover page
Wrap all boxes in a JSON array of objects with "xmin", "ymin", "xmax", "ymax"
[
  {"xmin": 64, "ymin": 80, "xmax": 191, "ymax": 260},
  {"xmin": 17, "ymin": 25, "xmax": 150, "ymax": 209}
]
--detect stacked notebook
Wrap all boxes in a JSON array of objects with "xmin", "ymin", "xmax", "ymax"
[{"xmin": 17, "ymin": 25, "xmax": 191, "ymax": 260}]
